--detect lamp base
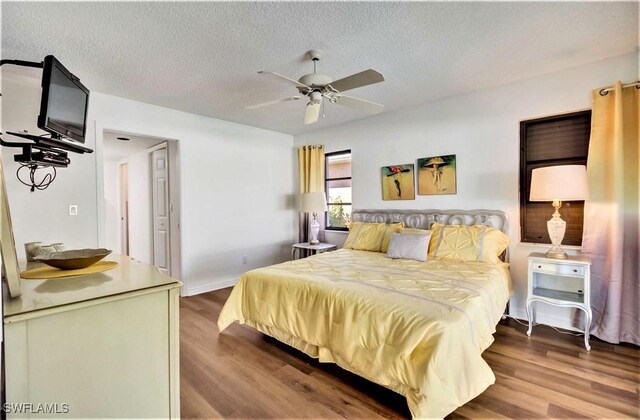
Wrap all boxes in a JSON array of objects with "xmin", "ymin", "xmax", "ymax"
[
  {"xmin": 309, "ymin": 212, "xmax": 320, "ymax": 245},
  {"xmin": 545, "ymin": 247, "xmax": 568, "ymax": 259},
  {"xmin": 546, "ymin": 200, "xmax": 568, "ymax": 259}
]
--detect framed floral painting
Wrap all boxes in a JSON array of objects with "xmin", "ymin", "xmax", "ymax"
[
  {"xmin": 382, "ymin": 164, "xmax": 415, "ymax": 200},
  {"xmin": 417, "ymin": 155, "xmax": 457, "ymax": 195}
]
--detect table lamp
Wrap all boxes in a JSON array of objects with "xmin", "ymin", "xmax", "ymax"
[
  {"xmin": 529, "ymin": 165, "xmax": 589, "ymax": 259},
  {"xmin": 301, "ymin": 192, "xmax": 328, "ymax": 245}
]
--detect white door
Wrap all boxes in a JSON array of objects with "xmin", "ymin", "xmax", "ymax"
[
  {"xmin": 119, "ymin": 163, "xmax": 129, "ymax": 255},
  {"xmin": 152, "ymin": 146, "xmax": 171, "ymax": 275}
]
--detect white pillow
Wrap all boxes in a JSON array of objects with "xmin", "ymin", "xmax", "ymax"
[{"xmin": 386, "ymin": 232, "xmax": 431, "ymax": 262}]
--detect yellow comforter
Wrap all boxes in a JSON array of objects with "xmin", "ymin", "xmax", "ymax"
[{"xmin": 218, "ymin": 249, "xmax": 511, "ymax": 418}]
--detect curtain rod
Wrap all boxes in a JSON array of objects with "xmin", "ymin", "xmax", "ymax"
[{"xmin": 599, "ymin": 80, "xmax": 640, "ymax": 96}]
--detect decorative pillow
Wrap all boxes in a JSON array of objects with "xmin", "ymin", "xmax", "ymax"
[
  {"xmin": 400, "ymin": 227, "xmax": 430, "ymax": 236},
  {"xmin": 387, "ymin": 233, "xmax": 430, "ymax": 262},
  {"xmin": 428, "ymin": 223, "xmax": 509, "ymax": 264},
  {"xmin": 480, "ymin": 227, "xmax": 510, "ymax": 264},
  {"xmin": 428, "ymin": 223, "xmax": 445, "ymax": 259},
  {"xmin": 399, "ymin": 228, "xmax": 432, "ymax": 259},
  {"xmin": 343, "ymin": 222, "xmax": 404, "ymax": 252},
  {"xmin": 380, "ymin": 223, "xmax": 405, "ymax": 252}
]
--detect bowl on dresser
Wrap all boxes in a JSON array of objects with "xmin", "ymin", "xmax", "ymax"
[{"xmin": 35, "ymin": 248, "xmax": 112, "ymax": 270}]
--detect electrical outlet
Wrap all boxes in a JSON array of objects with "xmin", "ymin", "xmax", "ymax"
[
  {"xmin": 242, "ymin": 255, "xmax": 247, "ymax": 264},
  {"xmin": 69, "ymin": 205, "xmax": 78, "ymax": 216}
]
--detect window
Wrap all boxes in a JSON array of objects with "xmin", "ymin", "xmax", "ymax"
[
  {"xmin": 325, "ymin": 150, "xmax": 352, "ymax": 230},
  {"xmin": 520, "ymin": 111, "xmax": 591, "ymax": 245}
]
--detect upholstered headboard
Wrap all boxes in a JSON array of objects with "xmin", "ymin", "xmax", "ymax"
[
  {"xmin": 351, "ymin": 209, "xmax": 508, "ymax": 234},
  {"xmin": 351, "ymin": 209, "xmax": 509, "ymax": 261}
]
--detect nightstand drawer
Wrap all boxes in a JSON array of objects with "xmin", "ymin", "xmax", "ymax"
[{"xmin": 531, "ymin": 261, "xmax": 585, "ymax": 276}]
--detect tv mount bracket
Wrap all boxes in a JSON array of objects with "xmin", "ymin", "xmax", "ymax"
[
  {"xmin": 0, "ymin": 58, "xmax": 43, "ymax": 70},
  {"xmin": 0, "ymin": 136, "xmax": 70, "ymax": 168}
]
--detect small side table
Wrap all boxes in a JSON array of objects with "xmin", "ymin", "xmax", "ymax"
[
  {"xmin": 291, "ymin": 242, "xmax": 337, "ymax": 260},
  {"xmin": 526, "ymin": 252, "xmax": 592, "ymax": 350}
]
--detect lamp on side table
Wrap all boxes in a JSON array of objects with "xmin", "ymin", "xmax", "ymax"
[
  {"xmin": 300, "ymin": 192, "xmax": 327, "ymax": 245},
  {"xmin": 529, "ymin": 165, "xmax": 589, "ymax": 259}
]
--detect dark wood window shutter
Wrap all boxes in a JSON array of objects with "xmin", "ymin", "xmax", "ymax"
[{"xmin": 520, "ymin": 111, "xmax": 591, "ymax": 246}]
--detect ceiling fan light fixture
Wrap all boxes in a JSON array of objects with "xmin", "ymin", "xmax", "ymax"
[
  {"xmin": 247, "ymin": 52, "xmax": 386, "ymax": 123},
  {"xmin": 309, "ymin": 91, "xmax": 323, "ymax": 103}
]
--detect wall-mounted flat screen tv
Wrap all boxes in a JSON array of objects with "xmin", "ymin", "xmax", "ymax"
[{"xmin": 37, "ymin": 55, "xmax": 89, "ymax": 144}]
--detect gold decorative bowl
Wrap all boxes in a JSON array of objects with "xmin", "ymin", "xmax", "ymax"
[{"xmin": 35, "ymin": 248, "xmax": 112, "ymax": 270}]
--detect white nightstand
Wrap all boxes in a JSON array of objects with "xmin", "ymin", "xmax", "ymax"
[
  {"xmin": 291, "ymin": 242, "xmax": 337, "ymax": 260},
  {"xmin": 526, "ymin": 252, "xmax": 592, "ymax": 350}
]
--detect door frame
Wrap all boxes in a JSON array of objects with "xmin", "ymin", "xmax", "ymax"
[{"xmin": 96, "ymin": 124, "xmax": 182, "ymax": 282}]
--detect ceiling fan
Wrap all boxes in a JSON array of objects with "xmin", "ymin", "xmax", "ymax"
[{"xmin": 245, "ymin": 50, "xmax": 385, "ymax": 125}]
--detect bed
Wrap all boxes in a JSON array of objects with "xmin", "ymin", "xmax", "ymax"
[{"xmin": 218, "ymin": 209, "xmax": 511, "ymax": 418}]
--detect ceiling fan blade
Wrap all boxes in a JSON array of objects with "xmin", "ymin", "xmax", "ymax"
[
  {"xmin": 304, "ymin": 101, "xmax": 321, "ymax": 125},
  {"xmin": 244, "ymin": 96, "xmax": 300, "ymax": 110},
  {"xmin": 333, "ymin": 95, "xmax": 384, "ymax": 114},
  {"xmin": 328, "ymin": 69, "xmax": 384, "ymax": 93},
  {"xmin": 258, "ymin": 71, "xmax": 310, "ymax": 89}
]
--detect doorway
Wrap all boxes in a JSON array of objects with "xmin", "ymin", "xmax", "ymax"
[
  {"xmin": 102, "ymin": 130, "xmax": 181, "ymax": 279},
  {"xmin": 119, "ymin": 162, "xmax": 129, "ymax": 255}
]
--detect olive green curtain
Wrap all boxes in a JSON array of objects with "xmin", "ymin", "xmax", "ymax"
[
  {"xmin": 298, "ymin": 145, "xmax": 325, "ymax": 244},
  {"xmin": 582, "ymin": 81, "xmax": 639, "ymax": 345}
]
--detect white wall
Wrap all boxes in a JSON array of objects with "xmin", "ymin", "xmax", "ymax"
[
  {"xmin": 103, "ymin": 159, "xmax": 119, "ymax": 252},
  {"xmin": 1, "ymin": 71, "xmax": 295, "ymax": 295},
  {"xmin": 294, "ymin": 52, "xmax": 639, "ymax": 330}
]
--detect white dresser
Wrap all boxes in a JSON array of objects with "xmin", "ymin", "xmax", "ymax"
[{"xmin": 2, "ymin": 255, "xmax": 181, "ymax": 418}]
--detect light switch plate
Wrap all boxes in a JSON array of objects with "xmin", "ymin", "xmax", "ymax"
[{"xmin": 69, "ymin": 205, "xmax": 78, "ymax": 216}]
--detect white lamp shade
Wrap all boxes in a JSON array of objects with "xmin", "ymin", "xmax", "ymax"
[
  {"xmin": 530, "ymin": 165, "xmax": 589, "ymax": 201},
  {"xmin": 300, "ymin": 192, "xmax": 328, "ymax": 213}
]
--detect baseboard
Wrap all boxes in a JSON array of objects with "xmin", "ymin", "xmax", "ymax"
[{"xmin": 183, "ymin": 277, "xmax": 238, "ymax": 296}]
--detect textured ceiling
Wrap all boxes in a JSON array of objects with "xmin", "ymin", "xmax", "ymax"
[{"xmin": 2, "ymin": 2, "xmax": 638, "ymax": 135}]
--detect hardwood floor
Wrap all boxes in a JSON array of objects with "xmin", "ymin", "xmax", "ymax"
[{"xmin": 180, "ymin": 288, "xmax": 640, "ymax": 419}]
